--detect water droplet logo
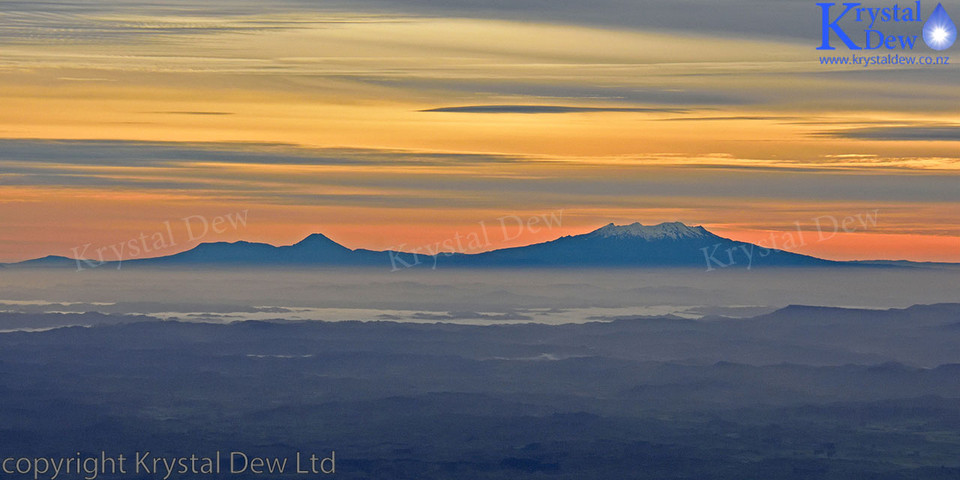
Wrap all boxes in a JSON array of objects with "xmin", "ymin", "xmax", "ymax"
[{"xmin": 923, "ymin": 3, "xmax": 956, "ymax": 50}]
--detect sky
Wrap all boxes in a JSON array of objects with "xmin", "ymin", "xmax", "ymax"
[{"xmin": 0, "ymin": 0, "xmax": 958, "ymax": 262}]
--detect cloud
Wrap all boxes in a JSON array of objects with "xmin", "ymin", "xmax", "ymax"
[
  {"xmin": 0, "ymin": 139, "xmax": 526, "ymax": 168},
  {"xmin": 819, "ymin": 126, "xmax": 960, "ymax": 142},
  {"xmin": 0, "ymin": 0, "xmax": 825, "ymax": 42},
  {"xmin": 361, "ymin": 78, "xmax": 753, "ymax": 106},
  {"xmin": 421, "ymin": 105, "xmax": 687, "ymax": 114},
  {"xmin": 152, "ymin": 111, "xmax": 235, "ymax": 116},
  {"xmin": 2, "ymin": 139, "xmax": 959, "ymax": 210},
  {"xmin": 0, "ymin": 3, "xmax": 396, "ymax": 46},
  {"xmin": 0, "ymin": 11, "xmax": 268, "ymax": 45},
  {"xmin": 659, "ymin": 115, "xmax": 800, "ymax": 122}
]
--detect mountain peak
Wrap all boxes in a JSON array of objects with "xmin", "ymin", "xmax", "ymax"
[
  {"xmin": 588, "ymin": 221, "xmax": 710, "ymax": 241},
  {"xmin": 297, "ymin": 233, "xmax": 334, "ymax": 244},
  {"xmin": 291, "ymin": 233, "xmax": 353, "ymax": 252}
]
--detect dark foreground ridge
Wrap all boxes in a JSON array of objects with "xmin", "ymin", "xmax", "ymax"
[{"xmin": 1, "ymin": 303, "xmax": 959, "ymax": 479}]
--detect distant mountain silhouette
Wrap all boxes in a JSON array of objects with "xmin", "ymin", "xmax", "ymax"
[
  {"xmin": 2, "ymin": 221, "xmax": 904, "ymax": 269},
  {"xmin": 139, "ymin": 233, "xmax": 359, "ymax": 266},
  {"xmin": 11, "ymin": 255, "xmax": 80, "ymax": 268},
  {"xmin": 433, "ymin": 222, "xmax": 835, "ymax": 268}
]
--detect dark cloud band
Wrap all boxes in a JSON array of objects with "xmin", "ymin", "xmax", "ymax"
[{"xmin": 820, "ymin": 126, "xmax": 960, "ymax": 142}]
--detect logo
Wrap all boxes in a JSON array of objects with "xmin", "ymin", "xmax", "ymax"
[
  {"xmin": 923, "ymin": 3, "xmax": 957, "ymax": 49},
  {"xmin": 817, "ymin": 1, "xmax": 956, "ymax": 50}
]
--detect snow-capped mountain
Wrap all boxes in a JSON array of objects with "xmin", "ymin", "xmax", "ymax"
[{"xmin": 452, "ymin": 221, "xmax": 832, "ymax": 268}]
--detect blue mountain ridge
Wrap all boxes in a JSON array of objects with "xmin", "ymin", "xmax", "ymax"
[{"xmin": 3, "ymin": 221, "xmax": 925, "ymax": 269}]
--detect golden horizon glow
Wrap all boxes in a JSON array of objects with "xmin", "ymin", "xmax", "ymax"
[{"xmin": 1, "ymin": 10, "xmax": 958, "ymax": 263}]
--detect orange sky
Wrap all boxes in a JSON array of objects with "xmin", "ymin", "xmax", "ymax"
[{"xmin": 0, "ymin": 9, "xmax": 958, "ymax": 262}]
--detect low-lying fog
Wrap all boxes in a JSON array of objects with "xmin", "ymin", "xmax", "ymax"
[{"xmin": 1, "ymin": 266, "xmax": 956, "ymax": 324}]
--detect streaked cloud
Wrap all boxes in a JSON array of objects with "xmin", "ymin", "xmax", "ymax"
[
  {"xmin": 2, "ymin": 139, "xmax": 958, "ymax": 206},
  {"xmin": 0, "ymin": 0, "xmax": 826, "ymax": 42},
  {"xmin": 659, "ymin": 116, "xmax": 801, "ymax": 122},
  {"xmin": 0, "ymin": 139, "xmax": 526, "ymax": 168},
  {"xmin": 152, "ymin": 111, "xmax": 235, "ymax": 116},
  {"xmin": 421, "ymin": 105, "xmax": 688, "ymax": 114},
  {"xmin": 1, "ymin": 1, "xmax": 959, "ymax": 262},
  {"xmin": 820, "ymin": 126, "xmax": 960, "ymax": 142}
]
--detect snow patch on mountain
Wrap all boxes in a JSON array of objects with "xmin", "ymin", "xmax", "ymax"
[{"xmin": 588, "ymin": 222, "xmax": 710, "ymax": 241}]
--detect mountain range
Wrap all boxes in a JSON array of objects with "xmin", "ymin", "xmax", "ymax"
[{"xmin": 1, "ymin": 221, "xmax": 935, "ymax": 270}]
